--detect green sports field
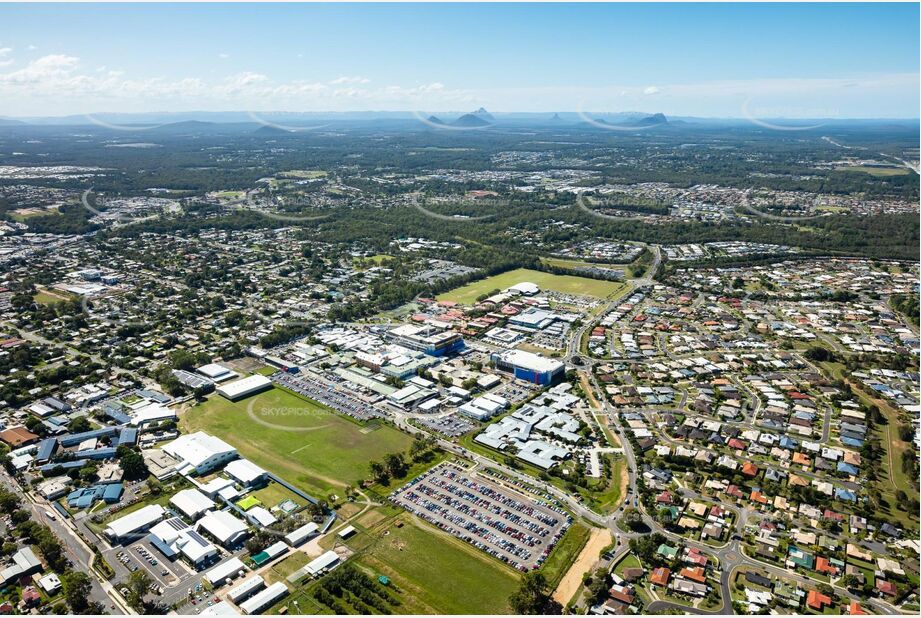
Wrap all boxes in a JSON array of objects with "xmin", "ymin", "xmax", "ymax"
[
  {"xmin": 436, "ymin": 268, "xmax": 624, "ymax": 304},
  {"xmin": 837, "ymin": 165, "xmax": 911, "ymax": 177},
  {"xmin": 180, "ymin": 386, "xmax": 413, "ymax": 498}
]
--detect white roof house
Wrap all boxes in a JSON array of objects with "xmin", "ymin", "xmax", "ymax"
[
  {"xmin": 38, "ymin": 573, "xmax": 62, "ymax": 594},
  {"xmin": 105, "ymin": 504, "xmax": 166, "ymax": 540},
  {"xmin": 224, "ymin": 459, "xmax": 268, "ymax": 487},
  {"xmin": 197, "ymin": 510, "xmax": 249, "ymax": 547},
  {"xmin": 170, "ymin": 488, "xmax": 215, "ymax": 521},
  {"xmin": 204, "ymin": 556, "xmax": 247, "ymax": 586},
  {"xmin": 162, "ymin": 432, "xmax": 237, "ymax": 475}
]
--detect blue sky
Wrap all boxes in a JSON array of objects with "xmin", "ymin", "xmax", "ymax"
[{"xmin": 0, "ymin": 2, "xmax": 918, "ymax": 117}]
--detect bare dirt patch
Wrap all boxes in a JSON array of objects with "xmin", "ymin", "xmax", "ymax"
[{"xmin": 552, "ymin": 527, "xmax": 612, "ymax": 605}]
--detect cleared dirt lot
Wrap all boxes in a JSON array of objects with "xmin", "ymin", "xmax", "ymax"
[{"xmin": 552, "ymin": 527, "xmax": 612, "ymax": 604}]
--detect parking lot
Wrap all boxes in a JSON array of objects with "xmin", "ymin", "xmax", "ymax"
[
  {"xmin": 273, "ymin": 371, "xmax": 386, "ymax": 421},
  {"xmin": 491, "ymin": 381, "xmax": 537, "ymax": 405},
  {"xmin": 415, "ymin": 413, "xmax": 476, "ymax": 437},
  {"xmin": 390, "ymin": 463, "xmax": 571, "ymax": 571}
]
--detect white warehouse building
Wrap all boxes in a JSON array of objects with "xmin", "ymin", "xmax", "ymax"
[
  {"xmin": 105, "ymin": 504, "xmax": 166, "ymax": 541},
  {"xmin": 162, "ymin": 432, "xmax": 237, "ymax": 476}
]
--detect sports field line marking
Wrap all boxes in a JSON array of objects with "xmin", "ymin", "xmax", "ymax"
[{"xmin": 291, "ymin": 444, "xmax": 312, "ymax": 454}]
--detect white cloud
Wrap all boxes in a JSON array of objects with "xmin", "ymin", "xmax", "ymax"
[
  {"xmin": 0, "ymin": 54, "xmax": 80, "ymax": 85},
  {"xmin": 0, "ymin": 55, "xmax": 914, "ymax": 117},
  {"xmin": 27, "ymin": 45, "xmax": 37, "ymax": 51},
  {"xmin": 218, "ymin": 53, "xmax": 230, "ymax": 59},
  {"xmin": 330, "ymin": 75, "xmax": 370, "ymax": 85}
]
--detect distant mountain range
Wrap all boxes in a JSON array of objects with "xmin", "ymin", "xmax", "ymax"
[{"xmin": 0, "ymin": 110, "xmax": 914, "ymax": 131}]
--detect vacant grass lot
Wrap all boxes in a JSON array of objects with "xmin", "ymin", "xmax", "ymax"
[
  {"xmin": 351, "ymin": 512, "xmax": 520, "ymax": 614},
  {"xmin": 819, "ymin": 359, "xmax": 919, "ymax": 529},
  {"xmin": 436, "ymin": 268, "xmax": 624, "ymax": 304},
  {"xmin": 181, "ymin": 387, "xmax": 413, "ymax": 498}
]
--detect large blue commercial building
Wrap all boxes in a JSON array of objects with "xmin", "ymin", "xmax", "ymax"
[{"xmin": 490, "ymin": 349, "xmax": 565, "ymax": 386}]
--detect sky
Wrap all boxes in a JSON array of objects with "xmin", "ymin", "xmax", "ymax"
[{"xmin": 0, "ymin": 2, "xmax": 918, "ymax": 118}]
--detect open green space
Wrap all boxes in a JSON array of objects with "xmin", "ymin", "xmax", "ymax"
[
  {"xmin": 33, "ymin": 290, "xmax": 73, "ymax": 305},
  {"xmin": 349, "ymin": 511, "xmax": 520, "ymax": 614},
  {"xmin": 540, "ymin": 257, "xmax": 627, "ymax": 270},
  {"xmin": 539, "ymin": 523, "xmax": 592, "ymax": 589},
  {"xmin": 279, "ymin": 170, "xmax": 328, "ymax": 179},
  {"xmin": 251, "ymin": 482, "xmax": 305, "ymax": 510},
  {"xmin": 267, "ymin": 553, "xmax": 311, "ymax": 584},
  {"xmin": 181, "ymin": 386, "xmax": 414, "ymax": 498},
  {"xmin": 436, "ymin": 268, "xmax": 624, "ymax": 305}
]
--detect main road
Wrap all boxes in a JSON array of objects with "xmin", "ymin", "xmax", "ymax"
[{"xmin": 1, "ymin": 469, "xmax": 134, "ymax": 614}]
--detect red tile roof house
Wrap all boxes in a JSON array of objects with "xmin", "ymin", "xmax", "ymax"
[
  {"xmin": 725, "ymin": 484, "xmax": 745, "ymax": 499},
  {"xmin": 20, "ymin": 587, "xmax": 41, "ymax": 608},
  {"xmin": 608, "ymin": 585, "xmax": 635, "ymax": 605},
  {"xmin": 849, "ymin": 601, "xmax": 868, "ymax": 615},
  {"xmin": 0, "ymin": 426, "xmax": 40, "ymax": 448},
  {"xmin": 816, "ymin": 556, "xmax": 840, "ymax": 576},
  {"xmin": 683, "ymin": 547, "xmax": 708, "ymax": 567},
  {"xmin": 823, "ymin": 509, "xmax": 845, "ymax": 522},
  {"xmin": 741, "ymin": 462, "xmax": 759, "ymax": 477},
  {"xmin": 807, "ymin": 589, "xmax": 832, "ymax": 611},
  {"xmin": 656, "ymin": 491, "xmax": 673, "ymax": 505},
  {"xmin": 679, "ymin": 566, "xmax": 707, "ymax": 583},
  {"xmin": 649, "ymin": 567, "xmax": 671, "ymax": 587},
  {"xmin": 876, "ymin": 579, "xmax": 897, "ymax": 597}
]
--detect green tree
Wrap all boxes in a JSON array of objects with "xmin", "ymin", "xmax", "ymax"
[
  {"xmin": 116, "ymin": 446, "xmax": 149, "ymax": 481},
  {"xmin": 509, "ymin": 572, "xmax": 561, "ymax": 614},
  {"xmin": 62, "ymin": 571, "xmax": 93, "ymax": 612},
  {"xmin": 125, "ymin": 569, "xmax": 153, "ymax": 610}
]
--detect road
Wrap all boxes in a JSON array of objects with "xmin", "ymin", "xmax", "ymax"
[{"xmin": 1, "ymin": 469, "xmax": 133, "ymax": 614}]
